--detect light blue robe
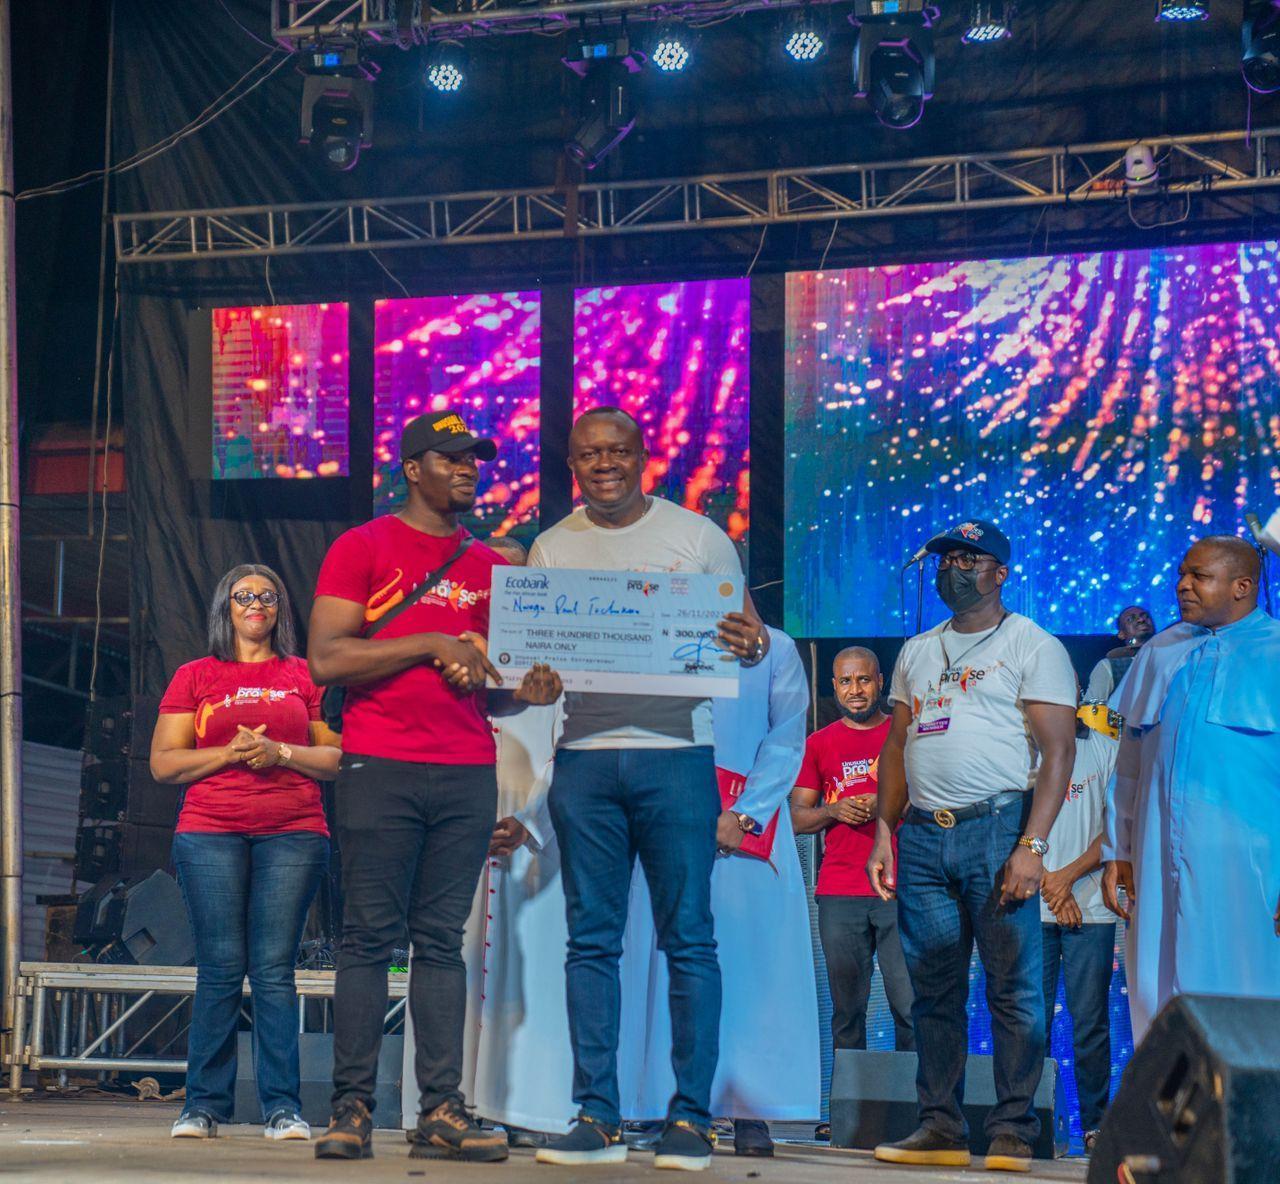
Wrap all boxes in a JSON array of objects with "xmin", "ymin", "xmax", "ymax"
[
  {"xmin": 617, "ymin": 629, "xmax": 821, "ymax": 1119},
  {"xmin": 1104, "ymin": 608, "xmax": 1280, "ymax": 1042}
]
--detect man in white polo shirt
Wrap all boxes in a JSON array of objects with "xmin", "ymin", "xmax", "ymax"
[
  {"xmin": 529, "ymin": 406, "xmax": 765, "ymax": 1173},
  {"xmin": 1039, "ymin": 698, "xmax": 1119, "ymax": 1153},
  {"xmin": 866, "ymin": 518, "xmax": 1076, "ymax": 1174}
]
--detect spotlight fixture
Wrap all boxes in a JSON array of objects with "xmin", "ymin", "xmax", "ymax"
[
  {"xmin": 300, "ymin": 48, "xmax": 374, "ymax": 171},
  {"xmin": 1244, "ymin": 0, "xmax": 1280, "ymax": 93},
  {"xmin": 425, "ymin": 40, "xmax": 467, "ymax": 93},
  {"xmin": 651, "ymin": 22, "xmax": 692, "ymax": 73},
  {"xmin": 1124, "ymin": 141, "xmax": 1160, "ymax": 189},
  {"xmin": 566, "ymin": 59, "xmax": 639, "ymax": 169},
  {"xmin": 785, "ymin": 9, "xmax": 828, "ymax": 62},
  {"xmin": 852, "ymin": 11, "xmax": 936, "ymax": 130},
  {"xmin": 962, "ymin": 1, "xmax": 1013, "ymax": 43},
  {"xmin": 1156, "ymin": 0, "xmax": 1209, "ymax": 20}
]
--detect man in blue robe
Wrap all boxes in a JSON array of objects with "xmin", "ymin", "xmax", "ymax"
[{"xmin": 1103, "ymin": 535, "xmax": 1280, "ymax": 1042}]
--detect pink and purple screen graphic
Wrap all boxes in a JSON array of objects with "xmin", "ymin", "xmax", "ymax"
[
  {"xmin": 373, "ymin": 293, "xmax": 541, "ymax": 534},
  {"xmin": 785, "ymin": 242, "xmax": 1280, "ymax": 636},
  {"xmin": 573, "ymin": 278, "xmax": 751, "ymax": 551},
  {"xmin": 212, "ymin": 303, "xmax": 350, "ymax": 479}
]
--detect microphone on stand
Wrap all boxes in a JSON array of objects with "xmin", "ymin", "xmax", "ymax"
[
  {"xmin": 1246, "ymin": 510, "xmax": 1280, "ymax": 557},
  {"xmin": 901, "ymin": 543, "xmax": 931, "ymax": 571}
]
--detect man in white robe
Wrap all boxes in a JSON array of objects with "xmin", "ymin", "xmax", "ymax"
[
  {"xmin": 618, "ymin": 626, "xmax": 820, "ymax": 1155},
  {"xmin": 1103, "ymin": 535, "xmax": 1280, "ymax": 1042}
]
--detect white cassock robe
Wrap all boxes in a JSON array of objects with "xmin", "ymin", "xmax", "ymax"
[
  {"xmin": 617, "ymin": 628, "xmax": 821, "ymax": 1120},
  {"xmin": 402, "ymin": 701, "xmax": 574, "ymax": 1131}
]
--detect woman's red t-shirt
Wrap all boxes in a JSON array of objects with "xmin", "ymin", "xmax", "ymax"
[{"xmin": 159, "ymin": 654, "xmax": 329, "ymax": 836}]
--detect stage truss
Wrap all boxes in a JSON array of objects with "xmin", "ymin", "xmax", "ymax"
[
  {"xmin": 113, "ymin": 129, "xmax": 1280, "ymax": 264},
  {"xmin": 6, "ymin": 961, "xmax": 408, "ymax": 1093}
]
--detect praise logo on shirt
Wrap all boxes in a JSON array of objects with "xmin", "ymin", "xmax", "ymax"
[
  {"xmin": 938, "ymin": 660, "xmax": 1005, "ymax": 693},
  {"xmin": 229, "ymin": 687, "xmax": 290, "ymax": 705},
  {"xmin": 1064, "ymin": 772, "xmax": 1096, "ymax": 804},
  {"xmin": 425, "ymin": 577, "xmax": 490, "ymax": 611}
]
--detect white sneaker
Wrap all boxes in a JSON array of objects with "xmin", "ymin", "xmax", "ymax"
[
  {"xmin": 171, "ymin": 1111, "xmax": 217, "ymax": 1138},
  {"xmin": 264, "ymin": 1110, "xmax": 311, "ymax": 1140}
]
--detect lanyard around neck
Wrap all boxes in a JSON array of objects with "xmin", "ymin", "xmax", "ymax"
[{"xmin": 939, "ymin": 611, "xmax": 1009, "ymax": 675}]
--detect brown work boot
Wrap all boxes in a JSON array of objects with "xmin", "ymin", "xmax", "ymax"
[
  {"xmin": 314, "ymin": 1098, "xmax": 374, "ymax": 1160},
  {"xmin": 410, "ymin": 1097, "xmax": 509, "ymax": 1162}
]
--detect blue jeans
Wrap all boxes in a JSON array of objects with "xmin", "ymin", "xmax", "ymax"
[
  {"xmin": 549, "ymin": 746, "xmax": 721, "ymax": 1128},
  {"xmin": 1042, "ymin": 921, "xmax": 1115, "ymax": 1132},
  {"xmin": 896, "ymin": 796, "xmax": 1044, "ymax": 1144},
  {"xmin": 172, "ymin": 830, "xmax": 329, "ymax": 1121}
]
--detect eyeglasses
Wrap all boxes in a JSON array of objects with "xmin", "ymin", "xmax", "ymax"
[
  {"xmin": 934, "ymin": 551, "xmax": 999, "ymax": 572},
  {"xmin": 231, "ymin": 589, "xmax": 280, "ymax": 608}
]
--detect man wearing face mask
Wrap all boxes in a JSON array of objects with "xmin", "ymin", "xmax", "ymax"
[
  {"xmin": 1084, "ymin": 605, "xmax": 1155, "ymax": 704},
  {"xmin": 866, "ymin": 519, "xmax": 1077, "ymax": 1173}
]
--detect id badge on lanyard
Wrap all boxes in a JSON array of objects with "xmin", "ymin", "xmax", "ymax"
[{"xmin": 917, "ymin": 691, "xmax": 953, "ymax": 735}]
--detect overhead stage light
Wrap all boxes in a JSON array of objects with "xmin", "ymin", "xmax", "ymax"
[
  {"xmin": 1244, "ymin": 0, "xmax": 1280, "ymax": 93},
  {"xmin": 651, "ymin": 23, "xmax": 692, "ymax": 73},
  {"xmin": 1156, "ymin": 0, "xmax": 1209, "ymax": 20},
  {"xmin": 563, "ymin": 24, "xmax": 643, "ymax": 169},
  {"xmin": 963, "ymin": 1, "xmax": 1013, "ymax": 43},
  {"xmin": 853, "ymin": 16, "xmax": 935, "ymax": 129},
  {"xmin": 300, "ymin": 49, "xmax": 374, "ymax": 171},
  {"xmin": 785, "ymin": 9, "xmax": 828, "ymax": 62},
  {"xmin": 425, "ymin": 40, "xmax": 467, "ymax": 93}
]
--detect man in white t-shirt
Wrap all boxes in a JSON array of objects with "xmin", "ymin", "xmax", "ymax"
[
  {"xmin": 1039, "ymin": 699, "xmax": 1119, "ymax": 1152},
  {"xmin": 866, "ymin": 518, "xmax": 1077, "ymax": 1174},
  {"xmin": 1083, "ymin": 605, "xmax": 1155, "ymax": 703},
  {"xmin": 529, "ymin": 407, "xmax": 765, "ymax": 1173}
]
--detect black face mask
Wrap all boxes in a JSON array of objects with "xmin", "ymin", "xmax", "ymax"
[{"xmin": 936, "ymin": 565, "xmax": 985, "ymax": 614}]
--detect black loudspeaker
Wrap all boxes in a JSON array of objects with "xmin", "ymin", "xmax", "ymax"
[
  {"xmin": 1088, "ymin": 995, "xmax": 1280, "ymax": 1184},
  {"xmin": 233, "ymin": 1032, "xmax": 403, "ymax": 1129},
  {"xmin": 830, "ymin": 1049, "xmax": 1068, "ymax": 1160},
  {"xmin": 83, "ymin": 695, "xmax": 160, "ymax": 762},
  {"xmin": 80, "ymin": 759, "xmax": 180, "ymax": 828},
  {"xmin": 74, "ymin": 823, "xmax": 122, "ymax": 882},
  {"xmin": 73, "ymin": 870, "xmax": 194, "ymax": 966}
]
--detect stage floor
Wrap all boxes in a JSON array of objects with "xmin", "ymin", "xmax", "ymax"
[{"xmin": 0, "ymin": 1096, "xmax": 1089, "ymax": 1184}]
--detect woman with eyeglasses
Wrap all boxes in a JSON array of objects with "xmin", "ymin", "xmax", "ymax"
[{"xmin": 151, "ymin": 564, "xmax": 341, "ymax": 1141}]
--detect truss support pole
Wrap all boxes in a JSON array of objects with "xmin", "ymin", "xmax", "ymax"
[{"xmin": 0, "ymin": 0, "xmax": 25, "ymax": 1088}]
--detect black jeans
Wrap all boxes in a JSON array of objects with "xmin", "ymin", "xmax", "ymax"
[
  {"xmin": 1042, "ymin": 921, "xmax": 1115, "ymax": 1132},
  {"xmin": 330, "ymin": 754, "xmax": 496, "ymax": 1114},
  {"xmin": 817, "ymin": 895, "xmax": 916, "ymax": 1053}
]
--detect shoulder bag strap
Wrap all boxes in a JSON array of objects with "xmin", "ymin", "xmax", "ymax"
[{"xmin": 364, "ymin": 535, "xmax": 474, "ymax": 639}]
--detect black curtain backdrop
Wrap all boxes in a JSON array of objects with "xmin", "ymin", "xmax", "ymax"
[{"xmin": 112, "ymin": 0, "xmax": 1276, "ymax": 694}]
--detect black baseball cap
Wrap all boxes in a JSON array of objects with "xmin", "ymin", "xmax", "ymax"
[
  {"xmin": 399, "ymin": 410, "xmax": 497, "ymax": 462},
  {"xmin": 924, "ymin": 518, "xmax": 1012, "ymax": 566}
]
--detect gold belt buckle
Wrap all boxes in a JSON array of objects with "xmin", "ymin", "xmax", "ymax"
[{"xmin": 933, "ymin": 809, "xmax": 957, "ymax": 829}]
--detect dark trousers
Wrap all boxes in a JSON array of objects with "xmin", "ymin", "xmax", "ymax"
[
  {"xmin": 896, "ymin": 795, "xmax": 1045, "ymax": 1145},
  {"xmin": 1042, "ymin": 921, "xmax": 1115, "ymax": 1132},
  {"xmin": 330, "ymin": 755, "xmax": 496, "ymax": 1114},
  {"xmin": 172, "ymin": 830, "xmax": 329, "ymax": 1121},
  {"xmin": 550, "ymin": 746, "xmax": 721, "ymax": 1128},
  {"xmin": 817, "ymin": 894, "xmax": 916, "ymax": 1053}
]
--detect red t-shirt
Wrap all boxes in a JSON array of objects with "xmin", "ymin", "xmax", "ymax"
[
  {"xmin": 313, "ymin": 516, "xmax": 505, "ymax": 764},
  {"xmin": 796, "ymin": 716, "xmax": 894, "ymax": 897},
  {"xmin": 160, "ymin": 655, "xmax": 328, "ymax": 836}
]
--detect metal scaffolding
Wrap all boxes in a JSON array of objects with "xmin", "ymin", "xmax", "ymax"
[{"xmin": 114, "ymin": 128, "xmax": 1280, "ymax": 265}]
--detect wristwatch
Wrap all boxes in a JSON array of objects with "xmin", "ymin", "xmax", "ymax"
[
  {"xmin": 733, "ymin": 812, "xmax": 764, "ymax": 837},
  {"xmin": 277, "ymin": 743, "xmax": 293, "ymax": 768},
  {"xmin": 1018, "ymin": 834, "xmax": 1049, "ymax": 857},
  {"xmin": 739, "ymin": 631, "xmax": 768, "ymax": 668}
]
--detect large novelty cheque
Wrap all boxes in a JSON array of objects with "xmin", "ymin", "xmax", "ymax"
[{"xmin": 486, "ymin": 567, "xmax": 743, "ymax": 698}]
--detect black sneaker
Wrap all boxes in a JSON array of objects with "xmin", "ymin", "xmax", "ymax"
[
  {"xmin": 535, "ymin": 1115, "xmax": 628, "ymax": 1165},
  {"xmin": 732, "ymin": 1119, "xmax": 773, "ymax": 1158},
  {"xmin": 984, "ymin": 1132, "xmax": 1033, "ymax": 1172},
  {"xmin": 813, "ymin": 1121, "xmax": 830, "ymax": 1142},
  {"xmin": 505, "ymin": 1125, "xmax": 549, "ymax": 1149},
  {"xmin": 874, "ymin": 1125, "xmax": 971, "ymax": 1167},
  {"xmin": 653, "ymin": 1121, "xmax": 716, "ymax": 1172},
  {"xmin": 314, "ymin": 1098, "xmax": 374, "ymax": 1160},
  {"xmin": 410, "ymin": 1098, "xmax": 509, "ymax": 1162}
]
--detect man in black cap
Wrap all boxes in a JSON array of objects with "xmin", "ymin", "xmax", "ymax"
[
  {"xmin": 308, "ymin": 410, "xmax": 558, "ymax": 1163},
  {"xmin": 866, "ymin": 518, "xmax": 1077, "ymax": 1173}
]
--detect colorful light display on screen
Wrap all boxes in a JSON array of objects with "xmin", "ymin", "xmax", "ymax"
[
  {"xmin": 573, "ymin": 278, "xmax": 751, "ymax": 550},
  {"xmin": 211, "ymin": 303, "xmax": 350, "ymax": 479},
  {"xmin": 373, "ymin": 292, "xmax": 541, "ymax": 534},
  {"xmin": 784, "ymin": 242, "xmax": 1280, "ymax": 637}
]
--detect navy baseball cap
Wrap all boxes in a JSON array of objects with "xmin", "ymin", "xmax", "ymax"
[
  {"xmin": 924, "ymin": 518, "xmax": 1011, "ymax": 565},
  {"xmin": 399, "ymin": 409, "xmax": 497, "ymax": 462}
]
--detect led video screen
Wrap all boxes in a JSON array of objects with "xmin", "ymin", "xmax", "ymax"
[
  {"xmin": 374, "ymin": 292, "xmax": 541, "ymax": 534},
  {"xmin": 212, "ymin": 303, "xmax": 349, "ymax": 479},
  {"xmin": 784, "ymin": 242, "xmax": 1280, "ymax": 637},
  {"xmin": 573, "ymin": 278, "xmax": 750, "ymax": 552}
]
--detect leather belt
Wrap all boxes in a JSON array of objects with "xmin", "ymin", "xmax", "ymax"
[{"xmin": 904, "ymin": 789, "xmax": 1025, "ymax": 829}]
